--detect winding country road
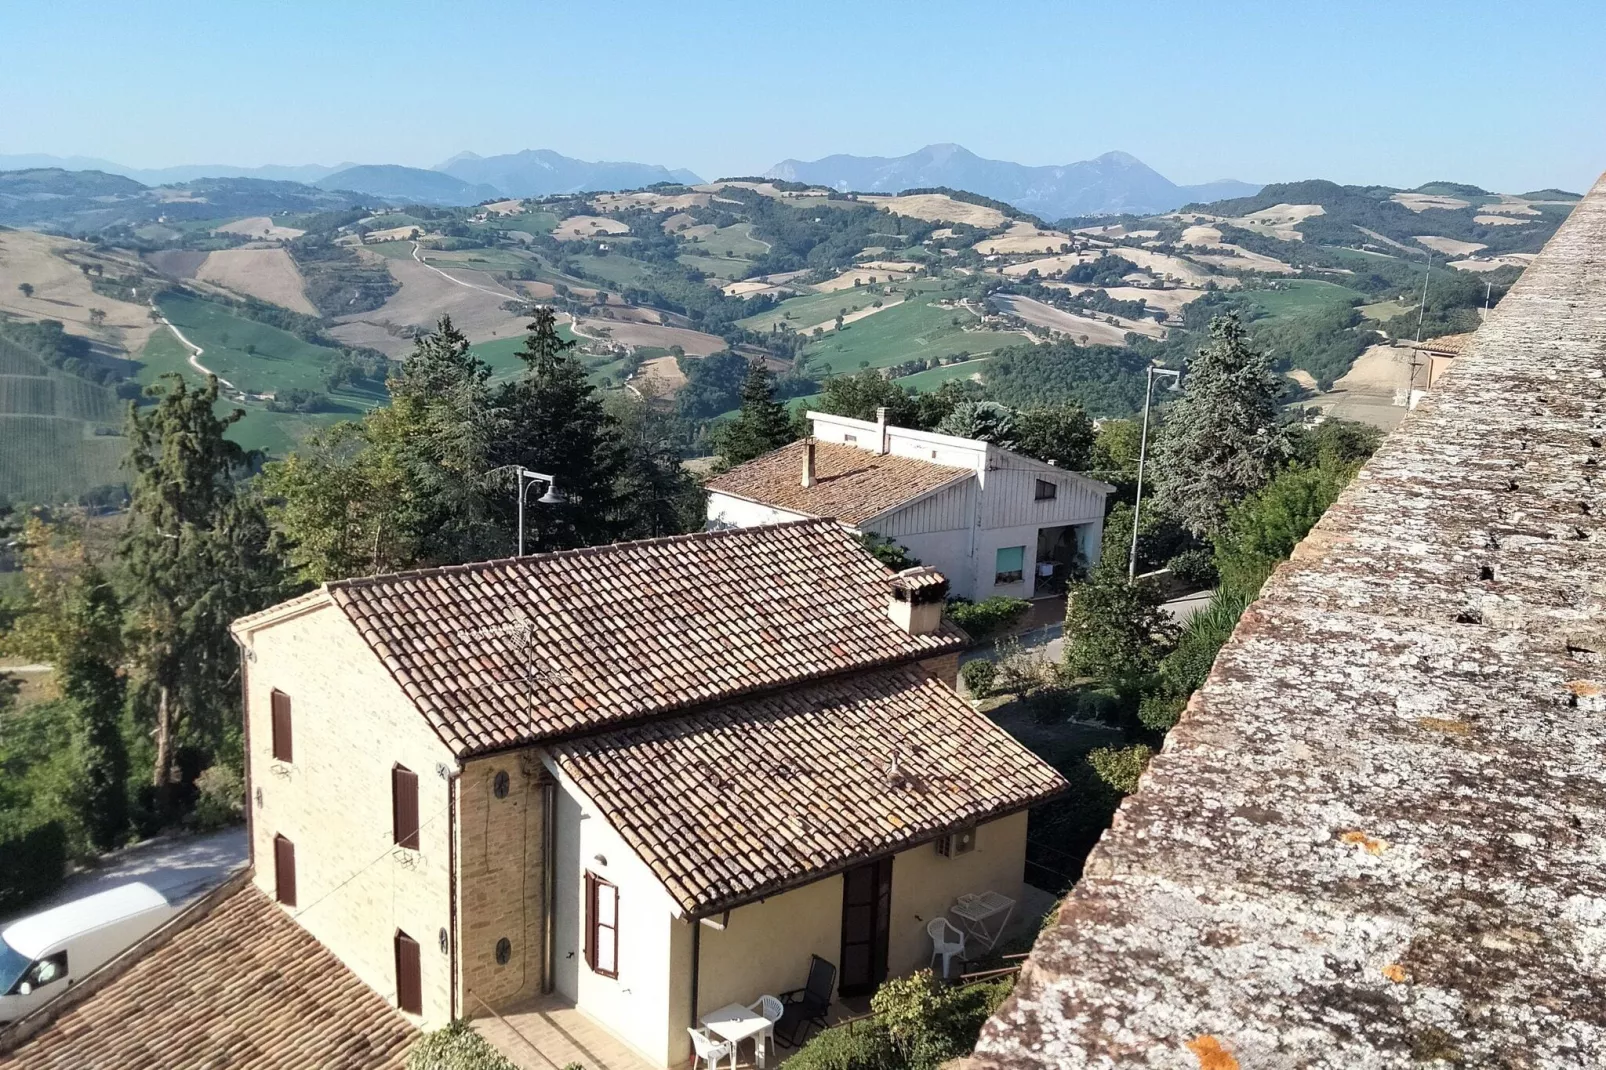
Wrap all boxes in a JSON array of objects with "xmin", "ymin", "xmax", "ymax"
[
  {"xmin": 149, "ymin": 302, "xmax": 238, "ymax": 390},
  {"xmin": 408, "ymin": 240, "xmax": 596, "ymax": 341}
]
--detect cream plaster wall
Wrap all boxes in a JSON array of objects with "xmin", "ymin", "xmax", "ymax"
[{"xmin": 242, "ymin": 603, "xmax": 459, "ymax": 1027}]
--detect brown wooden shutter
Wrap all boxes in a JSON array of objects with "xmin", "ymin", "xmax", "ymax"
[
  {"xmin": 394, "ymin": 930, "xmax": 422, "ymax": 1014},
  {"xmin": 393, "ymin": 765, "xmax": 420, "ymax": 849},
  {"xmin": 274, "ymin": 834, "xmax": 296, "ymax": 907},
  {"xmin": 270, "ymin": 690, "xmax": 292, "ymax": 763},
  {"xmin": 583, "ymin": 872, "xmax": 596, "ymax": 971}
]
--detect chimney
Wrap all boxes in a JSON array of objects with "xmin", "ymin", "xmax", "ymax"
[
  {"xmin": 801, "ymin": 440, "xmax": 816, "ymax": 488},
  {"xmin": 875, "ymin": 406, "xmax": 890, "ymax": 455},
  {"xmin": 887, "ymin": 566, "xmax": 949, "ymax": 636}
]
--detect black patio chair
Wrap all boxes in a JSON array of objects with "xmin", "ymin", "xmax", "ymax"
[{"xmin": 774, "ymin": 954, "xmax": 836, "ymax": 1048}]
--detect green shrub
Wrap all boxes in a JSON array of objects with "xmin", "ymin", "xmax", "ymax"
[
  {"xmin": 0, "ymin": 817, "xmax": 68, "ymax": 913},
  {"xmin": 958, "ymin": 659, "xmax": 996, "ymax": 697},
  {"xmin": 945, "ymin": 597, "xmax": 1029, "ymax": 640},
  {"xmin": 783, "ymin": 1021, "xmax": 896, "ymax": 1070},
  {"xmin": 190, "ymin": 765, "xmax": 245, "ymax": 831},
  {"xmin": 406, "ymin": 1021, "xmax": 521, "ymax": 1070},
  {"xmin": 871, "ymin": 971, "xmax": 1015, "ymax": 1070},
  {"xmin": 1087, "ymin": 743, "xmax": 1155, "ymax": 795},
  {"xmin": 1164, "ymin": 548, "xmax": 1218, "ymax": 590}
]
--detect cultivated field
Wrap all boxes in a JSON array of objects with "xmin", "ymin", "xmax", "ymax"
[
  {"xmin": 814, "ymin": 265, "xmax": 915, "ymax": 291},
  {"xmin": 195, "ymin": 247, "xmax": 320, "ymax": 315},
  {"xmin": 861, "ymin": 193, "xmax": 1009, "ymax": 228},
  {"xmin": 330, "ymin": 255, "xmax": 528, "ymax": 356},
  {"xmin": 1447, "ymin": 253, "xmax": 1536, "ymax": 272},
  {"xmin": 593, "ymin": 191, "xmax": 711, "ymax": 213},
  {"xmin": 988, "ymin": 294, "xmax": 1162, "ymax": 344},
  {"xmin": 801, "ymin": 299, "xmax": 1022, "ymax": 375},
  {"xmin": 575, "ymin": 318, "xmax": 725, "ymax": 356},
  {"xmin": 1473, "ymin": 214, "xmax": 1528, "ymax": 226},
  {"xmin": 1044, "ymin": 283, "xmax": 1201, "ymax": 317},
  {"xmin": 144, "ymin": 249, "xmax": 209, "ymax": 278},
  {"xmin": 973, "ymin": 222, "xmax": 1069, "ymax": 255},
  {"xmin": 553, "ymin": 215, "xmax": 631, "ymax": 241},
  {"xmin": 1391, "ymin": 193, "xmax": 1470, "ymax": 213},
  {"xmin": 1415, "ymin": 235, "xmax": 1486, "ymax": 257},
  {"xmin": 153, "ymin": 292, "xmax": 357, "ymax": 399},
  {"xmin": 213, "ymin": 216, "xmax": 305, "ymax": 240},
  {"xmin": 0, "ymin": 229, "xmax": 157, "ymax": 351}
]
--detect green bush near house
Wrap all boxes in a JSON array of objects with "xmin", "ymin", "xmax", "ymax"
[
  {"xmin": 785, "ymin": 971, "xmax": 1014, "ymax": 1070},
  {"xmin": 958, "ymin": 659, "xmax": 996, "ymax": 697},
  {"xmin": 405, "ymin": 1021, "xmax": 523, "ymax": 1070},
  {"xmin": 945, "ymin": 597, "xmax": 1029, "ymax": 640}
]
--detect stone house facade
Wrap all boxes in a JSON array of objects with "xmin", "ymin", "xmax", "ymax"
[{"xmin": 232, "ymin": 520, "xmax": 1066, "ymax": 1068}]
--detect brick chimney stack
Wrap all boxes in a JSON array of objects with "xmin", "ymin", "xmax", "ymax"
[
  {"xmin": 801, "ymin": 440, "xmax": 816, "ymax": 488},
  {"xmin": 876, "ymin": 406, "xmax": 890, "ymax": 455},
  {"xmin": 888, "ymin": 566, "xmax": 949, "ymax": 635}
]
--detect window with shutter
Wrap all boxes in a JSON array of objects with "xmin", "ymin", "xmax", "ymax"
[
  {"xmin": 584, "ymin": 871, "xmax": 619, "ymax": 978},
  {"xmin": 393, "ymin": 765, "xmax": 420, "ymax": 849},
  {"xmin": 274, "ymin": 834, "xmax": 296, "ymax": 907},
  {"xmin": 270, "ymin": 690, "xmax": 292, "ymax": 763},
  {"xmin": 994, "ymin": 545, "xmax": 1025, "ymax": 585},
  {"xmin": 394, "ymin": 930, "xmax": 422, "ymax": 1014}
]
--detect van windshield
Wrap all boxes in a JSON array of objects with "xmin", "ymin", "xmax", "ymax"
[{"xmin": 0, "ymin": 938, "xmax": 32, "ymax": 995}]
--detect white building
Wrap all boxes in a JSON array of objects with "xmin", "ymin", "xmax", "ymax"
[{"xmin": 706, "ymin": 411, "xmax": 1114, "ymax": 601}]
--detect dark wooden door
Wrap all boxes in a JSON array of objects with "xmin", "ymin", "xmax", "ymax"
[
  {"xmin": 273, "ymin": 834, "xmax": 296, "ymax": 907},
  {"xmin": 838, "ymin": 857, "xmax": 892, "ymax": 996}
]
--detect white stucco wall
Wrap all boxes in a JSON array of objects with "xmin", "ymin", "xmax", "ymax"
[
  {"xmin": 706, "ymin": 492, "xmax": 809, "ymax": 530},
  {"xmin": 886, "ymin": 812, "xmax": 1028, "ymax": 977},
  {"xmin": 547, "ymin": 762, "xmax": 682, "ymax": 1068}
]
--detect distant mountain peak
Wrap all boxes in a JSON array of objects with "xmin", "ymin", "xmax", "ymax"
[
  {"xmin": 435, "ymin": 149, "xmax": 702, "ymax": 197},
  {"xmin": 763, "ymin": 146, "xmax": 1257, "ymax": 219}
]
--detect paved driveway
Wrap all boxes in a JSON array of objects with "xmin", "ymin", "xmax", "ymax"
[{"xmin": 3, "ymin": 827, "xmax": 248, "ymax": 927}]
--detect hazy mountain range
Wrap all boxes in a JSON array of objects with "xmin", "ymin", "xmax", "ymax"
[
  {"xmin": 765, "ymin": 144, "xmax": 1259, "ymax": 219},
  {"xmin": 0, "ymin": 145, "xmax": 1257, "ymax": 217}
]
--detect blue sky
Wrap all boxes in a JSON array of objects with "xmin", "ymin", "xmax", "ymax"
[{"xmin": 3, "ymin": 0, "xmax": 1602, "ymax": 192}]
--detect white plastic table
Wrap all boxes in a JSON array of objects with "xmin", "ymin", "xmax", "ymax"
[
  {"xmin": 950, "ymin": 891, "xmax": 1016, "ymax": 952},
  {"xmin": 703, "ymin": 1002, "xmax": 773, "ymax": 1068}
]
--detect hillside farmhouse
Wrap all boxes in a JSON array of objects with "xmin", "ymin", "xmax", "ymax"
[
  {"xmin": 705, "ymin": 411, "xmax": 1113, "ymax": 601},
  {"xmin": 226, "ymin": 521, "xmax": 1065, "ymax": 1068}
]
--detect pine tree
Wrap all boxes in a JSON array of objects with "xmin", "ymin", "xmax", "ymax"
[
  {"xmin": 1151, "ymin": 314, "xmax": 1291, "ymax": 538},
  {"xmin": 494, "ymin": 308, "xmax": 622, "ymax": 552},
  {"xmin": 261, "ymin": 316, "xmax": 504, "ymax": 578},
  {"xmin": 121, "ymin": 374, "xmax": 287, "ymax": 805},
  {"xmin": 607, "ymin": 394, "xmax": 703, "ymax": 539},
  {"xmin": 715, "ymin": 359, "xmax": 795, "ymax": 469}
]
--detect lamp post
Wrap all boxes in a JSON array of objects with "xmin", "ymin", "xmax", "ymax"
[
  {"xmin": 1128, "ymin": 366, "xmax": 1181, "ymax": 583},
  {"xmin": 514, "ymin": 468, "xmax": 563, "ymax": 557}
]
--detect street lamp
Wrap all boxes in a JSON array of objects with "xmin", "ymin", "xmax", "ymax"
[
  {"xmin": 1128, "ymin": 365, "xmax": 1181, "ymax": 583},
  {"xmin": 515, "ymin": 468, "xmax": 563, "ymax": 557}
]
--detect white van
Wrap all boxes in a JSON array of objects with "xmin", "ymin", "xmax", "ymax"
[{"xmin": 0, "ymin": 882, "xmax": 174, "ymax": 1025}]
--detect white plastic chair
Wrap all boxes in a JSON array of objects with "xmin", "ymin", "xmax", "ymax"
[
  {"xmin": 927, "ymin": 916, "xmax": 966, "ymax": 978},
  {"xmin": 688, "ymin": 1026, "xmax": 735, "ymax": 1070},
  {"xmin": 749, "ymin": 994, "xmax": 784, "ymax": 1067}
]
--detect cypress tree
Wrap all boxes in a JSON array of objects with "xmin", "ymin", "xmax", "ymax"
[{"xmin": 715, "ymin": 358, "xmax": 795, "ymax": 469}]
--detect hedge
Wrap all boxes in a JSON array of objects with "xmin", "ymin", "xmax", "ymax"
[{"xmin": 0, "ymin": 818, "xmax": 68, "ymax": 913}]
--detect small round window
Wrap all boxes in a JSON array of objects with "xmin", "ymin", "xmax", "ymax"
[
  {"xmin": 495, "ymin": 937, "xmax": 512, "ymax": 966},
  {"xmin": 493, "ymin": 771, "xmax": 510, "ymax": 799}
]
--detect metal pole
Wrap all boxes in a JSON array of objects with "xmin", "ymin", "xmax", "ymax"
[
  {"xmin": 1128, "ymin": 367, "xmax": 1158, "ymax": 584},
  {"xmin": 517, "ymin": 470, "xmax": 526, "ymax": 558}
]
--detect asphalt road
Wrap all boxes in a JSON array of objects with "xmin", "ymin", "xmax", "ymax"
[{"xmin": 3, "ymin": 826, "xmax": 248, "ymax": 928}]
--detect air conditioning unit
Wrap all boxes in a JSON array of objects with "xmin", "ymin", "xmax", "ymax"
[{"xmin": 935, "ymin": 827, "xmax": 976, "ymax": 858}]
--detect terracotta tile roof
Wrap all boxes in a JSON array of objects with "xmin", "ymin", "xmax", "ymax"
[
  {"xmin": 552, "ymin": 666, "xmax": 1067, "ymax": 916},
  {"xmin": 706, "ymin": 439, "xmax": 970, "ymax": 525},
  {"xmin": 0, "ymin": 882, "xmax": 415, "ymax": 1070},
  {"xmin": 1413, "ymin": 331, "xmax": 1476, "ymax": 355},
  {"xmin": 967, "ymin": 176, "xmax": 1606, "ymax": 1068},
  {"xmin": 322, "ymin": 519, "xmax": 964, "ymax": 756}
]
